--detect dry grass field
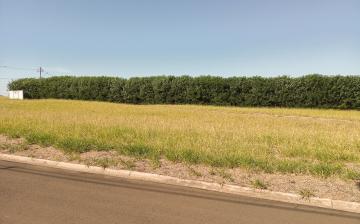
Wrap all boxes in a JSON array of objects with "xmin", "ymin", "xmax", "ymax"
[{"xmin": 0, "ymin": 97, "xmax": 359, "ymax": 179}]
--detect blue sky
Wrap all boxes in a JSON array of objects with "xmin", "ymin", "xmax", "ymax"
[{"xmin": 0, "ymin": 0, "xmax": 359, "ymax": 94}]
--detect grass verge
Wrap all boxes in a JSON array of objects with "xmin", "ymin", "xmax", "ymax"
[{"xmin": 0, "ymin": 97, "xmax": 360, "ymax": 179}]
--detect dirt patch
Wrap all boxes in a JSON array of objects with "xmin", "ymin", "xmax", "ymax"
[{"xmin": 1, "ymin": 134, "xmax": 359, "ymax": 202}]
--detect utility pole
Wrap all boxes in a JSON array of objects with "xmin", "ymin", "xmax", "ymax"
[{"xmin": 37, "ymin": 67, "xmax": 44, "ymax": 79}]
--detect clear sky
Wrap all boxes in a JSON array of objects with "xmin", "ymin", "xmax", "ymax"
[{"xmin": 0, "ymin": 0, "xmax": 359, "ymax": 94}]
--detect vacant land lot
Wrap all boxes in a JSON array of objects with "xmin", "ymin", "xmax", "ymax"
[{"xmin": 0, "ymin": 97, "xmax": 359, "ymax": 179}]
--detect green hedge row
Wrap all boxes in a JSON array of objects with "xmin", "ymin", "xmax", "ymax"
[{"xmin": 8, "ymin": 75, "xmax": 360, "ymax": 109}]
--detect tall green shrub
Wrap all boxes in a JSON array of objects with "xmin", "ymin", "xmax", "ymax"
[{"xmin": 8, "ymin": 75, "xmax": 360, "ymax": 109}]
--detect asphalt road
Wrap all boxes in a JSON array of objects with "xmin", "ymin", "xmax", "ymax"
[{"xmin": 0, "ymin": 160, "xmax": 359, "ymax": 224}]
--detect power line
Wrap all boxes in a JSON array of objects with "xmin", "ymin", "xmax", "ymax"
[
  {"xmin": 0, "ymin": 65, "xmax": 37, "ymax": 71},
  {"xmin": 2, "ymin": 65, "xmax": 65, "ymax": 74},
  {"xmin": 0, "ymin": 65, "xmax": 47, "ymax": 79}
]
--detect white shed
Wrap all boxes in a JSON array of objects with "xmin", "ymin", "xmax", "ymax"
[{"xmin": 9, "ymin": 90, "xmax": 24, "ymax": 100}]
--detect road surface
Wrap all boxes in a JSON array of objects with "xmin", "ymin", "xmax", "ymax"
[{"xmin": 0, "ymin": 160, "xmax": 359, "ymax": 224}]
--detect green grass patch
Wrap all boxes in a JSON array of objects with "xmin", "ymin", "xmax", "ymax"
[{"xmin": 251, "ymin": 179, "xmax": 268, "ymax": 189}]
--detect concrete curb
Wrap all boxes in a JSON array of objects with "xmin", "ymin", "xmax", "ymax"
[{"xmin": 0, "ymin": 153, "xmax": 359, "ymax": 214}]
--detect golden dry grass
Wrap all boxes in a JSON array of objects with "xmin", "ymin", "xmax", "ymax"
[{"xmin": 0, "ymin": 97, "xmax": 359, "ymax": 179}]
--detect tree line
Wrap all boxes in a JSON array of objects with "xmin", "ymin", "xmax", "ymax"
[{"xmin": 8, "ymin": 75, "xmax": 360, "ymax": 109}]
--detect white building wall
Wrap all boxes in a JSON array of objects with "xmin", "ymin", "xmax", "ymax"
[{"xmin": 9, "ymin": 90, "xmax": 24, "ymax": 100}]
